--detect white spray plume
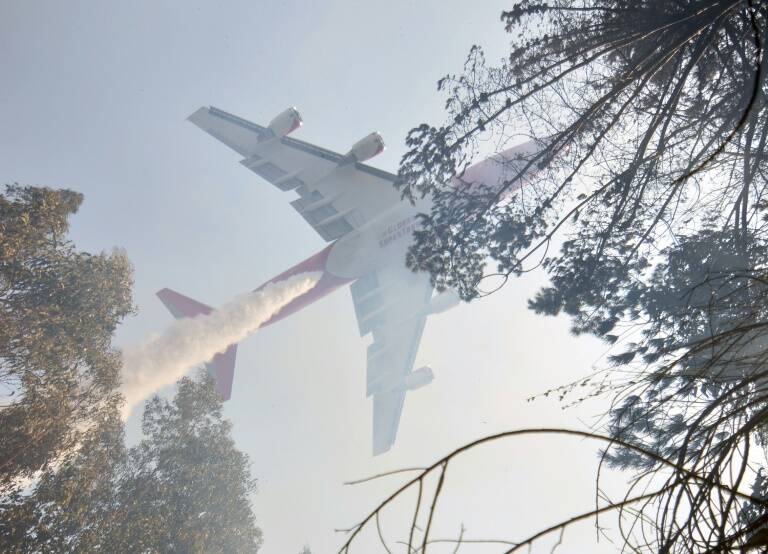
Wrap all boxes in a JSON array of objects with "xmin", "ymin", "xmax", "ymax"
[{"xmin": 120, "ymin": 272, "xmax": 322, "ymax": 419}]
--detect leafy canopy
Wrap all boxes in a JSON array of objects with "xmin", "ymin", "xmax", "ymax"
[
  {"xmin": 397, "ymin": 1, "xmax": 768, "ymax": 551},
  {"xmin": 0, "ymin": 374, "xmax": 263, "ymax": 553},
  {"xmin": 0, "ymin": 185, "xmax": 133, "ymax": 492}
]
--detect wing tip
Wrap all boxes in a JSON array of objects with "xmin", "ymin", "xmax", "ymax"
[
  {"xmin": 155, "ymin": 287, "xmax": 175, "ymax": 310},
  {"xmin": 372, "ymin": 436, "xmax": 394, "ymax": 456},
  {"xmin": 209, "ymin": 343, "xmax": 237, "ymax": 402},
  {"xmin": 187, "ymin": 106, "xmax": 211, "ymax": 124},
  {"xmin": 373, "ymin": 444, "xmax": 392, "ymax": 456}
]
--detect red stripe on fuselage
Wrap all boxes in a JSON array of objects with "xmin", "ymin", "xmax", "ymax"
[{"xmin": 256, "ymin": 243, "xmax": 353, "ymax": 328}]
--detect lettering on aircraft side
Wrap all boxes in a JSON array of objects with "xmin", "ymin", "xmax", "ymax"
[{"xmin": 378, "ymin": 216, "xmax": 418, "ymax": 248}]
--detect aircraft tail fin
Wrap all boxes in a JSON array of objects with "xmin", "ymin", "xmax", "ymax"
[{"xmin": 156, "ymin": 288, "xmax": 238, "ymax": 401}]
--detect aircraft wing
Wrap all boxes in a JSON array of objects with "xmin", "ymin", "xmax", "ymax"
[
  {"xmin": 188, "ymin": 106, "xmax": 402, "ymax": 242},
  {"xmin": 350, "ymin": 264, "xmax": 433, "ymax": 455}
]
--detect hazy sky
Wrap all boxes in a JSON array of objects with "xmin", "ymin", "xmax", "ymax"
[{"xmin": 2, "ymin": 2, "xmax": 629, "ymax": 551}]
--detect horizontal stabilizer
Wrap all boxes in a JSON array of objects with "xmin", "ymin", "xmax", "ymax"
[
  {"xmin": 156, "ymin": 288, "xmax": 238, "ymax": 400},
  {"xmin": 157, "ymin": 287, "xmax": 213, "ymax": 318}
]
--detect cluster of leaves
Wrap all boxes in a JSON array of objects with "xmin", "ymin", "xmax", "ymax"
[
  {"xmin": 0, "ymin": 374, "xmax": 263, "ymax": 553},
  {"xmin": 399, "ymin": 0, "xmax": 767, "ymax": 298},
  {"xmin": 0, "ymin": 186, "xmax": 263, "ymax": 552},
  {"xmin": 0, "ymin": 185, "xmax": 133, "ymax": 492},
  {"xmin": 396, "ymin": 1, "xmax": 768, "ymax": 551}
]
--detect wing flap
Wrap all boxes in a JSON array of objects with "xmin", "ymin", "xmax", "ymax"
[
  {"xmin": 351, "ymin": 266, "xmax": 433, "ymax": 455},
  {"xmin": 189, "ymin": 106, "xmax": 402, "ymax": 242}
]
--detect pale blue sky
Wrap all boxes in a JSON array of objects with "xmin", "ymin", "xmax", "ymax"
[{"xmin": 2, "ymin": 2, "xmax": 627, "ymax": 551}]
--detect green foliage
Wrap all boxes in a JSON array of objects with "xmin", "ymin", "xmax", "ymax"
[
  {"xmin": 0, "ymin": 186, "xmax": 262, "ymax": 551},
  {"xmin": 0, "ymin": 410, "xmax": 126, "ymax": 552},
  {"xmin": 0, "ymin": 184, "xmax": 133, "ymax": 492},
  {"xmin": 114, "ymin": 374, "xmax": 262, "ymax": 553},
  {"xmin": 399, "ymin": 0, "xmax": 767, "ymax": 299},
  {"xmin": 399, "ymin": 1, "xmax": 768, "ymax": 550},
  {"xmin": 0, "ymin": 373, "xmax": 263, "ymax": 553}
]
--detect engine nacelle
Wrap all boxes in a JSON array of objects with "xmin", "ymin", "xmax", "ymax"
[
  {"xmin": 268, "ymin": 107, "xmax": 302, "ymax": 138},
  {"xmin": 404, "ymin": 366, "xmax": 434, "ymax": 391},
  {"xmin": 343, "ymin": 132, "xmax": 385, "ymax": 164},
  {"xmin": 427, "ymin": 289, "xmax": 461, "ymax": 315}
]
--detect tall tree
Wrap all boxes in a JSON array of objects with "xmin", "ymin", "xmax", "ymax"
[
  {"xmin": 111, "ymin": 374, "xmax": 262, "ymax": 553},
  {"xmin": 0, "ymin": 186, "xmax": 262, "ymax": 551},
  {"xmin": 397, "ymin": 1, "xmax": 768, "ymax": 551},
  {"xmin": 0, "ymin": 409, "xmax": 126, "ymax": 552},
  {"xmin": 0, "ymin": 185, "xmax": 133, "ymax": 492},
  {"xmin": 0, "ymin": 373, "xmax": 263, "ymax": 553}
]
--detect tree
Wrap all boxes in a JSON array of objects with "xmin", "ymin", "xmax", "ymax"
[
  {"xmin": 111, "ymin": 374, "xmax": 262, "ymax": 553},
  {"xmin": 0, "ymin": 409, "xmax": 126, "ymax": 552},
  {"xmin": 395, "ymin": 1, "xmax": 768, "ymax": 551},
  {"xmin": 0, "ymin": 373, "xmax": 263, "ymax": 553},
  {"xmin": 0, "ymin": 184, "xmax": 133, "ymax": 493},
  {"xmin": 0, "ymin": 186, "xmax": 261, "ymax": 551}
]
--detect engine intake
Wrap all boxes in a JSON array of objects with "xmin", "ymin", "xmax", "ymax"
[
  {"xmin": 404, "ymin": 366, "xmax": 434, "ymax": 391},
  {"xmin": 268, "ymin": 107, "xmax": 302, "ymax": 138},
  {"xmin": 427, "ymin": 289, "xmax": 461, "ymax": 315},
  {"xmin": 342, "ymin": 132, "xmax": 385, "ymax": 164}
]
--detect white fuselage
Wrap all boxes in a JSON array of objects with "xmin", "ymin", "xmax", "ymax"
[{"xmin": 325, "ymin": 197, "xmax": 432, "ymax": 279}]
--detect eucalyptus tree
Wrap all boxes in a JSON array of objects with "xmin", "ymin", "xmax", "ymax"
[
  {"xmin": 111, "ymin": 374, "xmax": 262, "ymax": 553},
  {"xmin": 0, "ymin": 185, "xmax": 133, "ymax": 492},
  {"xmin": 0, "ymin": 374, "xmax": 263, "ymax": 553},
  {"xmin": 0, "ymin": 409, "xmax": 126, "ymax": 552},
  {"xmin": 0, "ymin": 186, "xmax": 261, "ymax": 551},
  {"xmin": 396, "ymin": 1, "xmax": 768, "ymax": 550}
]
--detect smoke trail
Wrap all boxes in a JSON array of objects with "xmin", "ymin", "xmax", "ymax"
[{"xmin": 120, "ymin": 272, "xmax": 321, "ymax": 419}]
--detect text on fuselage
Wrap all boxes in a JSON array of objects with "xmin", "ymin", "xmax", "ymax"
[{"xmin": 378, "ymin": 216, "xmax": 418, "ymax": 248}]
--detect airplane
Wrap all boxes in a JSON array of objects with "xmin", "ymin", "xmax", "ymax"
[{"xmin": 157, "ymin": 106, "xmax": 538, "ymax": 455}]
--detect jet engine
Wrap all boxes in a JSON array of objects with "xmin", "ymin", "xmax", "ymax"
[
  {"xmin": 427, "ymin": 289, "xmax": 461, "ymax": 315},
  {"xmin": 268, "ymin": 107, "xmax": 303, "ymax": 138},
  {"xmin": 404, "ymin": 366, "xmax": 434, "ymax": 391},
  {"xmin": 343, "ymin": 132, "xmax": 385, "ymax": 164}
]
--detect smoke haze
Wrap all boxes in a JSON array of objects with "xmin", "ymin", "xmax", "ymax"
[{"xmin": 120, "ymin": 272, "xmax": 321, "ymax": 418}]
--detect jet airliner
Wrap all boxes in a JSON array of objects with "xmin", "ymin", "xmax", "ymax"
[{"xmin": 158, "ymin": 106, "xmax": 537, "ymax": 455}]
